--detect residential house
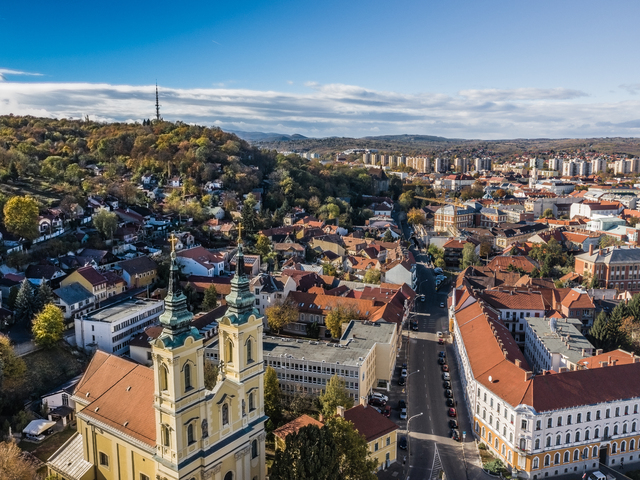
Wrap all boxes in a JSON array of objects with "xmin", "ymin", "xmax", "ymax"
[
  {"xmin": 176, "ymin": 246, "xmax": 225, "ymax": 277},
  {"xmin": 54, "ymin": 283, "xmax": 95, "ymax": 323},
  {"xmin": 230, "ymin": 254, "xmax": 260, "ymax": 277},
  {"xmin": 61, "ymin": 266, "xmax": 125, "ymax": 304},
  {"xmin": 443, "ymin": 239, "xmax": 469, "ymax": 267},
  {"xmin": 381, "ymin": 251, "xmax": 416, "ymax": 290},
  {"xmin": 118, "ymin": 256, "xmax": 158, "ymax": 288},
  {"xmin": 25, "ymin": 264, "xmax": 66, "ymax": 286},
  {"xmin": 274, "ymin": 242, "xmax": 306, "ymax": 259},
  {"xmin": 250, "ymin": 273, "xmax": 296, "ymax": 317},
  {"xmin": 480, "ymin": 289, "xmax": 546, "ymax": 343},
  {"xmin": 41, "ymin": 375, "xmax": 82, "ymax": 427},
  {"xmin": 557, "ymin": 288, "xmax": 596, "ymax": 329}
]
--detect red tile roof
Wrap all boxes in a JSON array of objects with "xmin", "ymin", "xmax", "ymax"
[
  {"xmin": 273, "ymin": 414, "xmax": 324, "ymax": 440},
  {"xmin": 481, "ymin": 290, "xmax": 546, "ymax": 312},
  {"xmin": 76, "ymin": 266, "xmax": 107, "ymax": 286},
  {"xmin": 342, "ymin": 405, "xmax": 399, "ymax": 442}
]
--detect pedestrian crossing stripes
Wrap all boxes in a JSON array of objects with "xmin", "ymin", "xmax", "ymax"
[{"xmin": 429, "ymin": 443, "xmax": 444, "ymax": 480}]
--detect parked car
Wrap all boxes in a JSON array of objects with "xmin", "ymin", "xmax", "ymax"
[
  {"xmin": 446, "ymin": 398, "xmax": 455, "ymax": 407},
  {"xmin": 399, "ymin": 436, "xmax": 407, "ymax": 449},
  {"xmin": 449, "ymin": 419, "xmax": 458, "ymax": 429},
  {"xmin": 448, "ymin": 408, "xmax": 457, "ymax": 417},
  {"xmin": 442, "ymin": 365, "xmax": 449, "ymax": 372},
  {"xmin": 438, "ymin": 338, "xmax": 445, "ymax": 345},
  {"xmin": 400, "ymin": 407, "xmax": 408, "ymax": 420},
  {"xmin": 369, "ymin": 397, "xmax": 386, "ymax": 407},
  {"xmin": 401, "ymin": 368, "xmax": 408, "ymax": 378},
  {"xmin": 382, "ymin": 405, "xmax": 391, "ymax": 418},
  {"xmin": 452, "ymin": 429, "xmax": 460, "ymax": 441},
  {"xmin": 438, "ymin": 357, "xmax": 446, "ymax": 365},
  {"xmin": 443, "ymin": 372, "xmax": 450, "ymax": 380},
  {"xmin": 420, "ymin": 295, "xmax": 426, "ymax": 302},
  {"xmin": 371, "ymin": 392, "xmax": 389, "ymax": 403},
  {"xmin": 398, "ymin": 377, "xmax": 406, "ymax": 386},
  {"xmin": 411, "ymin": 321, "xmax": 419, "ymax": 331},
  {"xmin": 439, "ymin": 302, "xmax": 446, "ymax": 308},
  {"xmin": 398, "ymin": 399, "xmax": 407, "ymax": 410},
  {"xmin": 437, "ymin": 332, "xmax": 443, "ymax": 338},
  {"xmin": 443, "ymin": 381, "xmax": 451, "ymax": 388},
  {"xmin": 439, "ymin": 351, "xmax": 446, "ymax": 357},
  {"xmin": 445, "ymin": 389, "xmax": 453, "ymax": 398}
]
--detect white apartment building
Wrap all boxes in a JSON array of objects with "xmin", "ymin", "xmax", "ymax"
[
  {"xmin": 529, "ymin": 158, "xmax": 544, "ymax": 169},
  {"xmin": 548, "ymin": 158, "xmax": 563, "ymax": 172},
  {"xmin": 435, "ymin": 157, "xmax": 449, "ymax": 173},
  {"xmin": 475, "ymin": 157, "xmax": 492, "ymax": 172},
  {"xmin": 75, "ymin": 298, "xmax": 164, "ymax": 355},
  {"xmin": 570, "ymin": 202, "xmax": 622, "ymax": 220},
  {"xmin": 562, "ymin": 160, "xmax": 592, "ymax": 177},
  {"xmin": 406, "ymin": 156, "xmax": 430, "ymax": 173},
  {"xmin": 591, "ymin": 157, "xmax": 607, "ymax": 174},
  {"xmin": 263, "ymin": 320, "xmax": 398, "ymax": 399}
]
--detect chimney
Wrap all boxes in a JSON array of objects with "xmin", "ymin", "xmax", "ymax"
[
  {"xmin": 515, "ymin": 359, "xmax": 522, "ymax": 368},
  {"xmin": 582, "ymin": 348, "xmax": 586, "ymax": 357},
  {"xmin": 596, "ymin": 349, "xmax": 603, "ymax": 355},
  {"xmin": 613, "ymin": 359, "xmax": 618, "ymax": 366},
  {"xmin": 337, "ymin": 406, "xmax": 345, "ymax": 418},
  {"xmin": 503, "ymin": 349, "xmax": 508, "ymax": 359},
  {"xmin": 319, "ymin": 413, "xmax": 324, "ymax": 422},
  {"xmin": 359, "ymin": 396, "xmax": 367, "ymax": 407},
  {"xmin": 600, "ymin": 361, "xmax": 608, "ymax": 368},
  {"xmin": 589, "ymin": 243, "xmax": 594, "ymax": 255},
  {"xmin": 608, "ymin": 356, "xmax": 612, "ymax": 365},
  {"xmin": 525, "ymin": 371, "xmax": 533, "ymax": 381}
]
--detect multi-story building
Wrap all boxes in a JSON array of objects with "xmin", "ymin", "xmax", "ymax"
[
  {"xmin": 54, "ymin": 283, "xmax": 95, "ymax": 323},
  {"xmin": 480, "ymin": 289, "xmax": 546, "ymax": 344},
  {"xmin": 117, "ymin": 256, "xmax": 158, "ymax": 288},
  {"xmin": 434, "ymin": 205, "xmax": 476, "ymax": 233},
  {"xmin": 475, "ymin": 157, "xmax": 492, "ymax": 172},
  {"xmin": 562, "ymin": 160, "xmax": 592, "ymax": 177},
  {"xmin": 591, "ymin": 157, "xmax": 607, "ymax": 174},
  {"xmin": 570, "ymin": 202, "xmax": 622, "ymax": 219},
  {"xmin": 479, "ymin": 207, "xmax": 507, "ymax": 228},
  {"xmin": 435, "ymin": 157, "xmax": 449, "ymax": 173},
  {"xmin": 176, "ymin": 245, "xmax": 226, "ymax": 277},
  {"xmin": 75, "ymin": 297, "xmax": 164, "ymax": 355},
  {"xmin": 529, "ymin": 158, "xmax": 544, "ymax": 169},
  {"xmin": 263, "ymin": 320, "xmax": 398, "ymax": 399},
  {"xmin": 548, "ymin": 158, "xmax": 563, "ymax": 172},
  {"xmin": 450, "ymin": 286, "xmax": 640, "ymax": 479},
  {"xmin": 61, "ymin": 266, "xmax": 126, "ymax": 304},
  {"xmin": 49, "ymin": 237, "xmax": 267, "ymax": 480},
  {"xmin": 575, "ymin": 245, "xmax": 640, "ymax": 293},
  {"xmin": 250, "ymin": 273, "xmax": 296, "ymax": 317},
  {"xmin": 455, "ymin": 157, "xmax": 469, "ymax": 173}
]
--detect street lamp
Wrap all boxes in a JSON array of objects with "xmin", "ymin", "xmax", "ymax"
[
  {"xmin": 405, "ymin": 412, "xmax": 424, "ymax": 479},
  {"xmin": 419, "ymin": 279, "xmax": 429, "ymax": 294}
]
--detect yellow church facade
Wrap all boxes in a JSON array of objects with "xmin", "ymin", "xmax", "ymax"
[{"xmin": 48, "ymin": 236, "xmax": 267, "ymax": 480}]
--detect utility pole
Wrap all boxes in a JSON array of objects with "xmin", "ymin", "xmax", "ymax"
[{"xmin": 155, "ymin": 81, "xmax": 161, "ymax": 121}]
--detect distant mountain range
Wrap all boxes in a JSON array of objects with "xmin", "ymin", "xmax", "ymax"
[
  {"xmin": 230, "ymin": 130, "xmax": 309, "ymax": 143},
  {"xmin": 361, "ymin": 134, "xmax": 461, "ymax": 142}
]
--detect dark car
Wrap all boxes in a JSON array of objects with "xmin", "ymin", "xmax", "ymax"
[
  {"xmin": 446, "ymin": 398, "xmax": 455, "ymax": 407},
  {"xmin": 449, "ymin": 419, "xmax": 458, "ymax": 429},
  {"xmin": 448, "ymin": 408, "xmax": 457, "ymax": 417},
  {"xmin": 438, "ymin": 358, "xmax": 446, "ymax": 365},
  {"xmin": 398, "ymin": 399, "xmax": 407, "ymax": 410},
  {"xmin": 381, "ymin": 405, "xmax": 391, "ymax": 418},
  {"xmin": 369, "ymin": 397, "xmax": 386, "ymax": 407},
  {"xmin": 402, "ymin": 362, "xmax": 407, "ymax": 369},
  {"xmin": 411, "ymin": 322, "xmax": 419, "ymax": 331},
  {"xmin": 439, "ymin": 351, "xmax": 446, "ymax": 357},
  {"xmin": 451, "ymin": 429, "xmax": 460, "ymax": 441},
  {"xmin": 445, "ymin": 389, "xmax": 453, "ymax": 398},
  {"xmin": 442, "ymin": 365, "xmax": 449, "ymax": 372},
  {"xmin": 443, "ymin": 381, "xmax": 451, "ymax": 389},
  {"xmin": 398, "ymin": 377, "xmax": 406, "ymax": 386},
  {"xmin": 399, "ymin": 436, "xmax": 407, "ymax": 449}
]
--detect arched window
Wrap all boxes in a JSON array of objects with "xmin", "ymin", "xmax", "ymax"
[
  {"xmin": 533, "ymin": 457, "xmax": 539, "ymax": 469},
  {"xmin": 222, "ymin": 404, "xmax": 229, "ymax": 426},
  {"xmin": 477, "ymin": 404, "xmax": 480, "ymax": 414},
  {"xmin": 488, "ymin": 432, "xmax": 492, "ymax": 444},
  {"xmin": 575, "ymin": 431, "xmax": 580, "ymax": 442},
  {"xmin": 604, "ymin": 426, "xmax": 609, "ymax": 438},
  {"xmin": 585, "ymin": 429, "xmax": 590, "ymax": 440},
  {"xmin": 160, "ymin": 364, "xmax": 169, "ymax": 391},
  {"xmin": 483, "ymin": 409, "xmax": 487, "ymax": 420},
  {"xmin": 611, "ymin": 442, "xmax": 617, "ymax": 454},
  {"xmin": 631, "ymin": 439, "xmax": 636, "ymax": 451},
  {"xmin": 535, "ymin": 438, "xmax": 540, "ymax": 449},
  {"xmin": 583, "ymin": 448, "xmax": 588, "ymax": 459},
  {"xmin": 482, "ymin": 427, "xmax": 486, "ymax": 438},
  {"xmin": 595, "ymin": 428, "xmax": 600, "ymax": 438},
  {"xmin": 556, "ymin": 434, "xmax": 561, "ymax": 446},
  {"xmin": 162, "ymin": 425, "xmax": 170, "ymax": 447},
  {"xmin": 623, "ymin": 423, "xmax": 628, "ymax": 434},
  {"xmin": 573, "ymin": 449, "xmax": 579, "ymax": 461},
  {"xmin": 633, "ymin": 421, "xmax": 637, "ymax": 432},
  {"xmin": 565, "ymin": 432, "xmax": 571, "ymax": 444},
  {"xmin": 226, "ymin": 340, "xmax": 234, "ymax": 363},
  {"xmin": 224, "ymin": 472, "xmax": 233, "ymax": 480},
  {"xmin": 249, "ymin": 392, "xmax": 255, "ymax": 412},
  {"xmin": 544, "ymin": 455, "xmax": 550, "ymax": 467},
  {"xmin": 614, "ymin": 425, "xmax": 619, "ymax": 435},
  {"xmin": 501, "ymin": 444, "xmax": 505, "ymax": 456},
  {"xmin": 251, "ymin": 439, "xmax": 258, "ymax": 459},
  {"xmin": 187, "ymin": 423, "xmax": 195, "ymax": 445},
  {"xmin": 563, "ymin": 451, "xmax": 569, "ymax": 463},
  {"xmin": 622, "ymin": 441, "xmax": 627, "ymax": 452},
  {"xmin": 246, "ymin": 338, "xmax": 254, "ymax": 363},
  {"xmin": 546, "ymin": 436, "xmax": 551, "ymax": 448},
  {"xmin": 494, "ymin": 437, "xmax": 498, "ymax": 449},
  {"xmin": 593, "ymin": 446, "xmax": 598, "ymax": 458},
  {"xmin": 554, "ymin": 453, "xmax": 560, "ymax": 465},
  {"xmin": 184, "ymin": 363, "xmax": 192, "ymax": 390}
]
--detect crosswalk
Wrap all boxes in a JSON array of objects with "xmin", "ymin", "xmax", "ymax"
[{"xmin": 429, "ymin": 443, "xmax": 444, "ymax": 480}]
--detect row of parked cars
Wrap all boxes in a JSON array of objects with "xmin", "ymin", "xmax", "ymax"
[{"xmin": 439, "ymin": 350, "xmax": 460, "ymax": 441}]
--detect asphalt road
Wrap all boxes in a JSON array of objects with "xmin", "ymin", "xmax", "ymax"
[{"xmin": 400, "ymin": 220, "xmax": 487, "ymax": 480}]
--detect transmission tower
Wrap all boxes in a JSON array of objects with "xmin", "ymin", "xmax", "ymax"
[{"xmin": 155, "ymin": 82, "xmax": 162, "ymax": 121}]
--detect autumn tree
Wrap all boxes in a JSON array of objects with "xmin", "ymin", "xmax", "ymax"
[
  {"xmin": 398, "ymin": 191, "xmax": 415, "ymax": 210},
  {"xmin": 93, "ymin": 209, "xmax": 118, "ymax": 240},
  {"xmin": 32, "ymin": 304, "xmax": 65, "ymax": 348},
  {"xmin": 202, "ymin": 285, "xmax": 218, "ymax": 311},
  {"xmin": 541, "ymin": 208, "xmax": 554, "ymax": 219},
  {"xmin": 3, "ymin": 195, "xmax": 39, "ymax": 240},
  {"xmin": 493, "ymin": 189, "xmax": 507, "ymax": 198},
  {"xmin": 325, "ymin": 305, "xmax": 356, "ymax": 338},
  {"xmin": 460, "ymin": 242, "xmax": 481, "ymax": 269},
  {"xmin": 600, "ymin": 235, "xmax": 624, "ymax": 249},
  {"xmin": 407, "ymin": 207, "xmax": 426, "ymax": 225},
  {"xmin": 265, "ymin": 299, "xmax": 298, "ymax": 333},
  {"xmin": 204, "ymin": 362, "xmax": 219, "ymax": 390},
  {"xmin": 325, "ymin": 416, "xmax": 378, "ymax": 480},
  {"xmin": 363, "ymin": 269, "xmax": 381, "ymax": 284},
  {"xmin": 319, "ymin": 375, "xmax": 354, "ymax": 419},
  {"xmin": 264, "ymin": 366, "xmax": 282, "ymax": 424},
  {"xmin": 0, "ymin": 334, "xmax": 26, "ymax": 387},
  {"xmin": 255, "ymin": 234, "xmax": 272, "ymax": 258},
  {"xmin": 0, "ymin": 441, "xmax": 40, "ymax": 480},
  {"xmin": 479, "ymin": 241, "xmax": 492, "ymax": 258}
]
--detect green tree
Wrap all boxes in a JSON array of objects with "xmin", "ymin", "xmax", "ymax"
[
  {"xmin": 0, "ymin": 334, "xmax": 26, "ymax": 387},
  {"xmin": 270, "ymin": 425, "xmax": 341, "ymax": 480},
  {"xmin": 204, "ymin": 362, "xmax": 219, "ymax": 390},
  {"xmin": 600, "ymin": 235, "xmax": 624, "ymax": 249},
  {"xmin": 541, "ymin": 208, "xmax": 554, "ymax": 219},
  {"xmin": 93, "ymin": 209, "xmax": 118, "ymax": 241},
  {"xmin": 322, "ymin": 263, "xmax": 337, "ymax": 276},
  {"xmin": 362, "ymin": 269, "xmax": 381, "ymax": 284},
  {"xmin": 325, "ymin": 305, "xmax": 354, "ymax": 338},
  {"xmin": 382, "ymin": 229, "xmax": 394, "ymax": 242},
  {"xmin": 34, "ymin": 280, "xmax": 54, "ymax": 313},
  {"xmin": 398, "ymin": 191, "xmax": 415, "ymax": 210},
  {"xmin": 435, "ymin": 257, "xmax": 446, "ymax": 269},
  {"xmin": 14, "ymin": 279, "xmax": 36, "ymax": 324},
  {"xmin": 319, "ymin": 375, "xmax": 354, "ymax": 419},
  {"xmin": 3, "ymin": 195, "xmax": 40, "ymax": 240},
  {"xmin": 325, "ymin": 416, "xmax": 378, "ymax": 480},
  {"xmin": 265, "ymin": 300, "xmax": 298, "ymax": 333},
  {"xmin": 590, "ymin": 311, "xmax": 610, "ymax": 350},
  {"xmin": 264, "ymin": 366, "xmax": 282, "ymax": 423},
  {"xmin": 202, "ymin": 285, "xmax": 218, "ymax": 311},
  {"xmin": 6, "ymin": 286, "xmax": 18, "ymax": 311},
  {"xmin": 460, "ymin": 242, "xmax": 481, "ymax": 269},
  {"xmin": 183, "ymin": 282, "xmax": 198, "ymax": 310},
  {"xmin": 241, "ymin": 193, "xmax": 259, "ymax": 233},
  {"xmin": 32, "ymin": 304, "xmax": 65, "ymax": 348},
  {"xmin": 255, "ymin": 234, "xmax": 272, "ymax": 258},
  {"xmin": 407, "ymin": 208, "xmax": 426, "ymax": 225}
]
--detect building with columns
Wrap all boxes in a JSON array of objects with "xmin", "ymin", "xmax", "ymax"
[{"xmin": 48, "ymin": 235, "xmax": 267, "ymax": 480}]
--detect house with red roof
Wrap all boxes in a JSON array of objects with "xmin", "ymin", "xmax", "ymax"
[{"xmin": 175, "ymin": 246, "xmax": 225, "ymax": 276}]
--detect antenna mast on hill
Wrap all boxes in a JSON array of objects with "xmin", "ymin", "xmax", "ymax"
[{"xmin": 155, "ymin": 81, "xmax": 162, "ymax": 121}]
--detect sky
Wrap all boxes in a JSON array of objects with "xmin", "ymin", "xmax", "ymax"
[{"xmin": 2, "ymin": 0, "xmax": 640, "ymax": 139}]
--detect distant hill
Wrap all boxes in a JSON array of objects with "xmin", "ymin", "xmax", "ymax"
[
  {"xmin": 361, "ymin": 134, "xmax": 461, "ymax": 143},
  {"xmin": 230, "ymin": 130, "xmax": 308, "ymax": 143}
]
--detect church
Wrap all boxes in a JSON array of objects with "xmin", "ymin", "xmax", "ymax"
[{"xmin": 47, "ymin": 233, "xmax": 267, "ymax": 480}]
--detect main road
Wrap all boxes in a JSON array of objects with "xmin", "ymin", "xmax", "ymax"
[{"xmin": 400, "ymin": 220, "xmax": 487, "ymax": 480}]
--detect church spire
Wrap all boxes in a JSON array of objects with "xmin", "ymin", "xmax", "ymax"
[
  {"xmin": 159, "ymin": 234, "xmax": 194, "ymax": 336},
  {"xmin": 235, "ymin": 223, "xmax": 246, "ymax": 279},
  {"xmin": 224, "ymin": 223, "xmax": 256, "ymax": 324}
]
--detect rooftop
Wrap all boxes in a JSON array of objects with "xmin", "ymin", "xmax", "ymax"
[
  {"xmin": 526, "ymin": 316, "xmax": 594, "ymax": 365},
  {"xmin": 83, "ymin": 298, "xmax": 163, "ymax": 324},
  {"xmin": 342, "ymin": 404, "xmax": 399, "ymax": 442},
  {"xmin": 54, "ymin": 283, "xmax": 94, "ymax": 305},
  {"xmin": 576, "ymin": 245, "xmax": 640, "ymax": 264},
  {"xmin": 273, "ymin": 414, "xmax": 324, "ymax": 440}
]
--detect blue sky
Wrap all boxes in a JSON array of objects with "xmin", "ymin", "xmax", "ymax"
[{"xmin": 2, "ymin": 0, "xmax": 640, "ymax": 139}]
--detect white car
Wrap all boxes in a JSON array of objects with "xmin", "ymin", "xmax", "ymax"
[
  {"xmin": 437, "ymin": 331, "xmax": 443, "ymax": 338},
  {"xmin": 371, "ymin": 392, "xmax": 389, "ymax": 403},
  {"xmin": 400, "ymin": 407, "xmax": 408, "ymax": 420},
  {"xmin": 443, "ymin": 372, "xmax": 450, "ymax": 380}
]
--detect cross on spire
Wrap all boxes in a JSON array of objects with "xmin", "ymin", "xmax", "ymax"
[
  {"xmin": 169, "ymin": 234, "xmax": 178, "ymax": 253},
  {"xmin": 238, "ymin": 223, "xmax": 242, "ymax": 243}
]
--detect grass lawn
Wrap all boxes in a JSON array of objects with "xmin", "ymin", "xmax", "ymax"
[
  {"xmin": 478, "ymin": 446, "xmax": 494, "ymax": 465},
  {"xmin": 20, "ymin": 426, "xmax": 76, "ymax": 462}
]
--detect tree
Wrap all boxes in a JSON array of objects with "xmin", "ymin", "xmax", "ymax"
[
  {"xmin": 265, "ymin": 300, "xmax": 298, "ymax": 333},
  {"xmin": 6, "ymin": 286, "xmax": 18, "ymax": 311},
  {"xmin": 600, "ymin": 235, "xmax": 623, "ymax": 249},
  {"xmin": 398, "ymin": 191, "xmax": 415, "ymax": 210},
  {"xmin": 204, "ymin": 362, "xmax": 219, "ymax": 390},
  {"xmin": 202, "ymin": 285, "xmax": 218, "ymax": 311},
  {"xmin": 435, "ymin": 257, "xmax": 446, "ymax": 269},
  {"xmin": 183, "ymin": 282, "xmax": 198, "ymax": 310},
  {"xmin": 325, "ymin": 417, "xmax": 378, "ymax": 480},
  {"xmin": 34, "ymin": 280, "xmax": 54, "ymax": 313},
  {"xmin": 0, "ymin": 441, "xmax": 40, "ymax": 480},
  {"xmin": 0, "ymin": 334, "xmax": 26, "ymax": 387},
  {"xmin": 241, "ymin": 193, "xmax": 259, "ymax": 233},
  {"xmin": 93, "ymin": 209, "xmax": 118, "ymax": 240},
  {"xmin": 325, "ymin": 305, "xmax": 354, "ymax": 338},
  {"xmin": 14, "ymin": 279, "xmax": 36, "ymax": 324},
  {"xmin": 479, "ymin": 242, "xmax": 492, "ymax": 258},
  {"xmin": 270, "ymin": 425, "xmax": 341, "ymax": 480},
  {"xmin": 362, "ymin": 269, "xmax": 381, "ymax": 284},
  {"xmin": 32, "ymin": 304, "xmax": 65, "ymax": 348},
  {"xmin": 322, "ymin": 263, "xmax": 337, "ymax": 276},
  {"xmin": 264, "ymin": 366, "xmax": 282, "ymax": 423},
  {"xmin": 255, "ymin": 234, "xmax": 272, "ymax": 258},
  {"xmin": 319, "ymin": 375, "xmax": 354, "ymax": 419},
  {"xmin": 460, "ymin": 243, "xmax": 481, "ymax": 269},
  {"xmin": 493, "ymin": 189, "xmax": 507, "ymax": 198},
  {"xmin": 3, "ymin": 195, "xmax": 39, "ymax": 240},
  {"xmin": 407, "ymin": 208, "xmax": 426, "ymax": 225},
  {"xmin": 382, "ymin": 229, "xmax": 394, "ymax": 243},
  {"xmin": 628, "ymin": 216, "xmax": 640, "ymax": 228},
  {"xmin": 541, "ymin": 208, "xmax": 554, "ymax": 219}
]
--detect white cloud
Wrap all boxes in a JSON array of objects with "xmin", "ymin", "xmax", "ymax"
[
  {"xmin": 620, "ymin": 84, "xmax": 640, "ymax": 95},
  {"xmin": 0, "ymin": 80, "xmax": 638, "ymax": 139},
  {"xmin": 0, "ymin": 69, "xmax": 43, "ymax": 81}
]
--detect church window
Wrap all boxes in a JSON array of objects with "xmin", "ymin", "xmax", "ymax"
[
  {"xmin": 162, "ymin": 425, "xmax": 170, "ymax": 447},
  {"xmin": 247, "ymin": 338, "xmax": 254, "ymax": 363},
  {"xmin": 226, "ymin": 340, "xmax": 234, "ymax": 364},
  {"xmin": 160, "ymin": 364, "xmax": 169, "ymax": 392},
  {"xmin": 187, "ymin": 423, "xmax": 195, "ymax": 445},
  {"xmin": 252, "ymin": 439, "xmax": 259, "ymax": 459},
  {"xmin": 224, "ymin": 472, "xmax": 233, "ymax": 480},
  {"xmin": 184, "ymin": 363, "xmax": 192, "ymax": 390},
  {"xmin": 249, "ymin": 392, "xmax": 256, "ymax": 412},
  {"xmin": 222, "ymin": 404, "xmax": 229, "ymax": 426}
]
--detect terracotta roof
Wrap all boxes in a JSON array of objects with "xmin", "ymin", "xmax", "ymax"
[
  {"xmin": 481, "ymin": 290, "xmax": 546, "ymax": 311},
  {"xmin": 76, "ymin": 266, "xmax": 107, "ymax": 286},
  {"xmin": 577, "ymin": 349, "xmax": 639, "ymax": 369},
  {"xmin": 560, "ymin": 289, "xmax": 595, "ymax": 310},
  {"xmin": 273, "ymin": 414, "xmax": 324, "ymax": 440},
  {"xmin": 443, "ymin": 239, "xmax": 467, "ymax": 249},
  {"xmin": 288, "ymin": 291, "xmax": 378, "ymax": 319},
  {"xmin": 183, "ymin": 275, "xmax": 232, "ymax": 295},
  {"xmin": 342, "ymin": 405, "xmax": 399, "ymax": 442},
  {"xmin": 486, "ymin": 256, "xmax": 538, "ymax": 273}
]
